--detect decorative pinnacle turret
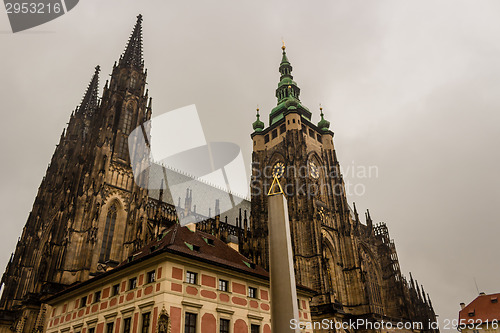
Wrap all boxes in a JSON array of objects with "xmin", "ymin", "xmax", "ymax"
[
  {"xmin": 252, "ymin": 107, "xmax": 265, "ymax": 132},
  {"xmin": 76, "ymin": 65, "xmax": 100, "ymax": 117},
  {"xmin": 120, "ymin": 14, "xmax": 144, "ymax": 69},
  {"xmin": 317, "ymin": 105, "xmax": 331, "ymax": 132},
  {"xmin": 353, "ymin": 202, "xmax": 360, "ymax": 225},
  {"xmin": 427, "ymin": 293, "xmax": 433, "ymax": 308}
]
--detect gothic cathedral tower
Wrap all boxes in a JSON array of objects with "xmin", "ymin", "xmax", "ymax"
[
  {"xmin": 249, "ymin": 44, "xmax": 387, "ymax": 320},
  {"xmin": 0, "ymin": 15, "xmax": 152, "ymax": 314}
]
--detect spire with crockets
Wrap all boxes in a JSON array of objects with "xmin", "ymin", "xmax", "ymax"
[
  {"xmin": 120, "ymin": 14, "xmax": 144, "ymax": 69},
  {"xmin": 76, "ymin": 65, "xmax": 100, "ymax": 117}
]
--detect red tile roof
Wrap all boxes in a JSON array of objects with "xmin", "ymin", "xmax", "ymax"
[
  {"xmin": 45, "ymin": 223, "xmax": 315, "ymax": 303},
  {"xmin": 459, "ymin": 293, "xmax": 500, "ymax": 324},
  {"xmin": 121, "ymin": 224, "xmax": 269, "ymax": 278}
]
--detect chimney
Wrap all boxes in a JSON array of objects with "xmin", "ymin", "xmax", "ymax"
[{"xmin": 460, "ymin": 303, "xmax": 466, "ymax": 309}]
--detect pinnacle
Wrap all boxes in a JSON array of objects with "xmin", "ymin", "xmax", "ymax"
[
  {"xmin": 252, "ymin": 108, "xmax": 264, "ymax": 132},
  {"xmin": 120, "ymin": 14, "xmax": 144, "ymax": 69},
  {"xmin": 280, "ymin": 48, "xmax": 290, "ymax": 66},
  {"xmin": 77, "ymin": 65, "xmax": 100, "ymax": 117},
  {"xmin": 318, "ymin": 105, "xmax": 331, "ymax": 131}
]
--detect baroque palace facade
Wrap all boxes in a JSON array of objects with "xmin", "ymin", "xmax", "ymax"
[{"xmin": 0, "ymin": 15, "xmax": 437, "ymax": 333}]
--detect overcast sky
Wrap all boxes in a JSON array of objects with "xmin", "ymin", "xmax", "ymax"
[{"xmin": 1, "ymin": 0, "xmax": 499, "ymax": 330}]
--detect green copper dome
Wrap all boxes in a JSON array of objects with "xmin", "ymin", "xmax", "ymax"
[
  {"xmin": 253, "ymin": 109, "xmax": 265, "ymax": 132},
  {"xmin": 318, "ymin": 107, "xmax": 331, "ymax": 131}
]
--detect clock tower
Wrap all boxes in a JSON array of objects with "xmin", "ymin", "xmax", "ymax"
[
  {"xmin": 249, "ymin": 44, "xmax": 361, "ymax": 311},
  {"xmin": 247, "ymin": 46, "xmax": 437, "ymax": 328}
]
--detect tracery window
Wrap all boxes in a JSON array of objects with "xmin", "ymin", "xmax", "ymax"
[
  {"xmin": 361, "ymin": 249, "xmax": 384, "ymax": 314},
  {"xmin": 129, "ymin": 75, "xmax": 137, "ymax": 89},
  {"xmin": 99, "ymin": 204, "xmax": 117, "ymax": 262},
  {"xmin": 122, "ymin": 104, "xmax": 134, "ymax": 134},
  {"xmin": 117, "ymin": 135, "xmax": 129, "ymax": 160}
]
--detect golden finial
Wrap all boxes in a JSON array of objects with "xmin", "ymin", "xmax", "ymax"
[
  {"xmin": 282, "ymin": 39, "xmax": 286, "ymax": 51},
  {"xmin": 319, "ymin": 103, "xmax": 323, "ymax": 112}
]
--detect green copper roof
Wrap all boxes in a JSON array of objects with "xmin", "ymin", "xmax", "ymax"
[
  {"xmin": 318, "ymin": 107, "xmax": 331, "ymax": 131},
  {"xmin": 252, "ymin": 109, "xmax": 265, "ymax": 132},
  {"xmin": 268, "ymin": 45, "xmax": 312, "ymax": 125},
  {"xmin": 280, "ymin": 50, "xmax": 290, "ymax": 66},
  {"xmin": 252, "ymin": 44, "xmax": 328, "ymax": 130},
  {"xmin": 277, "ymin": 77, "xmax": 297, "ymax": 88}
]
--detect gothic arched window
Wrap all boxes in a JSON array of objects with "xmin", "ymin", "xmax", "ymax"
[
  {"xmin": 117, "ymin": 135, "xmax": 129, "ymax": 160},
  {"xmin": 99, "ymin": 204, "xmax": 117, "ymax": 263},
  {"xmin": 360, "ymin": 248, "xmax": 383, "ymax": 315},
  {"xmin": 129, "ymin": 75, "xmax": 137, "ymax": 89},
  {"xmin": 122, "ymin": 103, "xmax": 134, "ymax": 134}
]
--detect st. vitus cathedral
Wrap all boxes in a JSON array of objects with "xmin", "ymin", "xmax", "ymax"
[{"xmin": 0, "ymin": 15, "xmax": 437, "ymax": 332}]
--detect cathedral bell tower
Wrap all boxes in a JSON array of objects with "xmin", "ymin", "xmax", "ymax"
[{"xmin": 248, "ymin": 44, "xmax": 363, "ymax": 312}]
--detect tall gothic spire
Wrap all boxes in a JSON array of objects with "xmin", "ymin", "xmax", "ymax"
[
  {"xmin": 120, "ymin": 14, "xmax": 144, "ymax": 69},
  {"xmin": 77, "ymin": 65, "xmax": 100, "ymax": 117}
]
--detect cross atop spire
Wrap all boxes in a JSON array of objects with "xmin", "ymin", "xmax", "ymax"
[
  {"xmin": 77, "ymin": 65, "xmax": 100, "ymax": 117},
  {"xmin": 120, "ymin": 14, "xmax": 144, "ymax": 69}
]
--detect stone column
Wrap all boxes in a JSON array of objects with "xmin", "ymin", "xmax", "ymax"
[{"xmin": 268, "ymin": 193, "xmax": 300, "ymax": 333}]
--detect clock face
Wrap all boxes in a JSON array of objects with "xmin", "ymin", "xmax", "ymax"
[
  {"xmin": 309, "ymin": 161, "xmax": 319, "ymax": 179},
  {"xmin": 272, "ymin": 162, "xmax": 285, "ymax": 178}
]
